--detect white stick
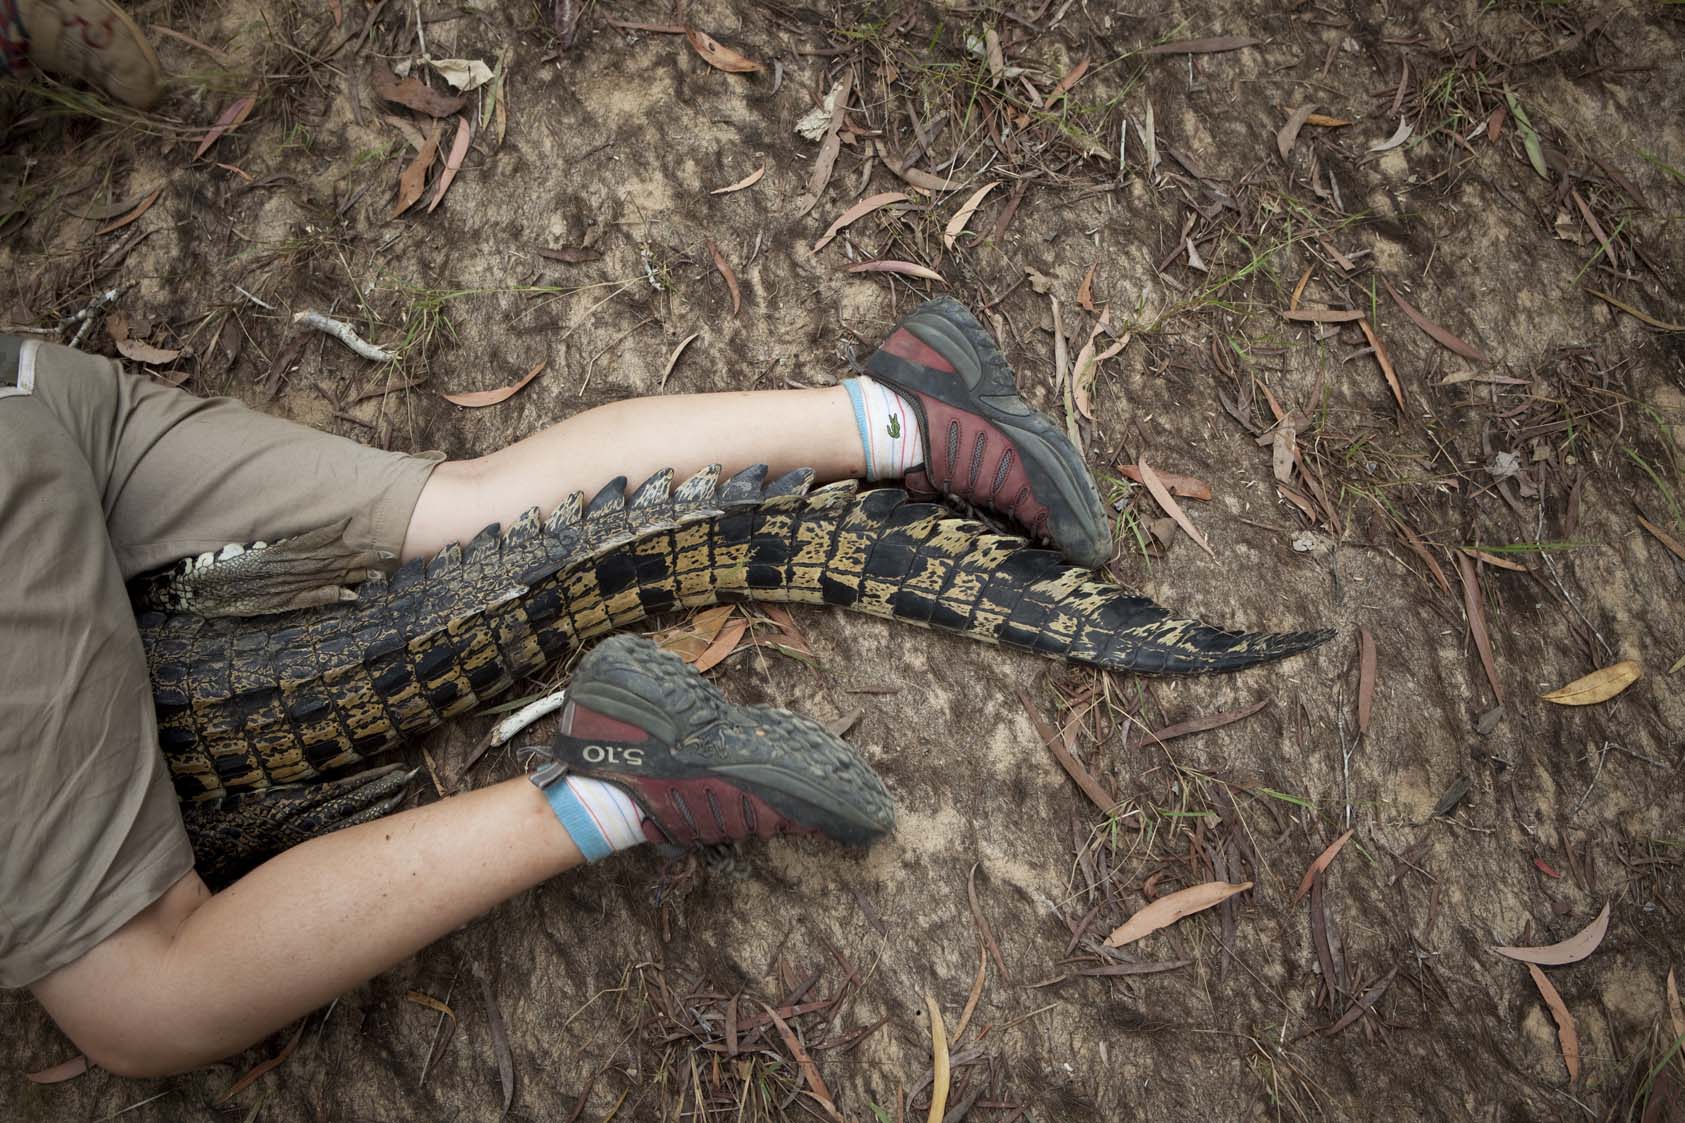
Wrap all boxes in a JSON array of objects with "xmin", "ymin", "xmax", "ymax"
[
  {"xmin": 292, "ymin": 310, "xmax": 395, "ymax": 362},
  {"xmin": 489, "ymin": 689, "xmax": 568, "ymax": 747}
]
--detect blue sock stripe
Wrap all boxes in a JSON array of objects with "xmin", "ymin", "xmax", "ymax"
[
  {"xmin": 842, "ymin": 378, "xmax": 873, "ymax": 469},
  {"xmin": 543, "ymin": 780, "xmax": 614, "ymax": 862}
]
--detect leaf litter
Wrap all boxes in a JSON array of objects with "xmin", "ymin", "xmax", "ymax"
[
  {"xmin": 686, "ymin": 27, "xmax": 763, "ymax": 74},
  {"xmin": 706, "ymin": 240, "xmax": 742, "ymax": 315},
  {"xmin": 1137, "ymin": 458, "xmax": 1213, "ymax": 556},
  {"xmin": 1527, "ymin": 963, "xmax": 1581, "ymax": 1085},
  {"xmin": 1105, "ymin": 881, "xmax": 1252, "ymax": 948},
  {"xmin": 710, "ymin": 165, "xmax": 765, "ymax": 194},
  {"xmin": 440, "ymin": 359, "xmax": 545, "ymax": 407},
  {"xmin": 1540, "ymin": 660, "xmax": 1642, "ymax": 705},
  {"xmin": 942, "ymin": 180, "xmax": 1000, "ymax": 250},
  {"xmin": 1492, "ymin": 902, "xmax": 1610, "ymax": 965},
  {"xmin": 426, "ymin": 116, "xmax": 472, "ymax": 213},
  {"xmin": 814, "ymin": 191, "xmax": 908, "ymax": 252}
]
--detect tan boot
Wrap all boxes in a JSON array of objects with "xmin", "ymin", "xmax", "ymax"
[{"xmin": 13, "ymin": 0, "xmax": 163, "ymax": 108}]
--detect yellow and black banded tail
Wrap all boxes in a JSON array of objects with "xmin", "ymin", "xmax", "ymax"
[
  {"xmin": 140, "ymin": 465, "xmax": 1332, "ymax": 803},
  {"xmin": 546, "ymin": 467, "xmax": 1333, "ymax": 675}
]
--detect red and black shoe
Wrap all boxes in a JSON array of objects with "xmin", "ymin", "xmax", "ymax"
[
  {"xmin": 533, "ymin": 634, "xmax": 894, "ymax": 847},
  {"xmin": 864, "ymin": 297, "xmax": 1114, "ymax": 569}
]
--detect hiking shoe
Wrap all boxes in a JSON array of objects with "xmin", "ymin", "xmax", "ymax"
[
  {"xmin": 8, "ymin": 0, "xmax": 163, "ymax": 108},
  {"xmin": 864, "ymin": 297, "xmax": 1114, "ymax": 568},
  {"xmin": 535, "ymin": 634, "xmax": 893, "ymax": 847}
]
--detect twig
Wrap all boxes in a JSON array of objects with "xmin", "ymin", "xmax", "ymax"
[
  {"xmin": 292, "ymin": 310, "xmax": 395, "ymax": 362},
  {"xmin": 61, "ymin": 284, "xmax": 128, "ymax": 347},
  {"xmin": 489, "ymin": 689, "xmax": 568, "ymax": 747},
  {"xmin": 236, "ymin": 285, "xmax": 275, "ymax": 311}
]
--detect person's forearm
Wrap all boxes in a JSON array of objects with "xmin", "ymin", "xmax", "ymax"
[
  {"xmin": 403, "ymin": 386, "xmax": 863, "ymax": 559},
  {"xmin": 34, "ymin": 778, "xmax": 582, "ymax": 1077}
]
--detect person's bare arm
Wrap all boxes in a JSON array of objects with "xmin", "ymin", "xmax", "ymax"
[
  {"xmin": 32, "ymin": 778, "xmax": 581, "ymax": 1077},
  {"xmin": 403, "ymin": 386, "xmax": 863, "ymax": 558}
]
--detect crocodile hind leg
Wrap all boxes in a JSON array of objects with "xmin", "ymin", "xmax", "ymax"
[{"xmin": 182, "ymin": 764, "xmax": 416, "ymax": 888}]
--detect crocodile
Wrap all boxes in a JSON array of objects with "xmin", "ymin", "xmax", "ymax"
[{"xmin": 137, "ymin": 464, "xmax": 1333, "ymax": 882}]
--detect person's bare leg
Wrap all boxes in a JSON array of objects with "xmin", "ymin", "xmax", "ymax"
[
  {"xmin": 32, "ymin": 778, "xmax": 582, "ymax": 1077},
  {"xmin": 403, "ymin": 386, "xmax": 864, "ymax": 559}
]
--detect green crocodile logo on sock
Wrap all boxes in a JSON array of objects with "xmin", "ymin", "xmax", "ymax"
[{"xmin": 886, "ymin": 413, "xmax": 901, "ymax": 439}]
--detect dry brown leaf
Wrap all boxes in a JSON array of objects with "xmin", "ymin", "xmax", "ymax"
[
  {"xmin": 694, "ymin": 617, "xmax": 750, "ymax": 673},
  {"xmin": 814, "ymin": 191, "xmax": 909, "ymax": 252},
  {"xmin": 984, "ymin": 28, "xmax": 1004, "ymax": 81},
  {"xmin": 1383, "ymin": 276, "xmax": 1490, "ymax": 362},
  {"xmin": 706, "ymin": 239, "xmax": 742, "ymax": 315},
  {"xmin": 659, "ymin": 332, "xmax": 700, "ymax": 389},
  {"xmin": 194, "ymin": 94, "xmax": 255, "ymax": 159},
  {"xmin": 1456, "ymin": 551, "xmax": 1504, "ymax": 704},
  {"xmin": 1358, "ymin": 627, "xmax": 1377, "ymax": 733},
  {"xmin": 1070, "ymin": 312, "xmax": 1128, "ymax": 420},
  {"xmin": 115, "ymin": 338, "xmax": 182, "ymax": 365},
  {"xmin": 1045, "ymin": 56, "xmax": 1089, "ymax": 104},
  {"xmin": 1138, "ymin": 458, "xmax": 1213, "ymax": 556},
  {"xmin": 942, "ymin": 180, "xmax": 1000, "ymax": 250},
  {"xmin": 405, "ymin": 990, "xmax": 456, "ymax": 1019},
  {"xmin": 426, "ymin": 115, "xmax": 472, "ymax": 213},
  {"xmin": 760, "ymin": 1002, "xmax": 844, "ymax": 1123},
  {"xmin": 1358, "ymin": 318, "xmax": 1405, "ymax": 412},
  {"xmin": 25, "ymin": 1055, "xmax": 88, "ymax": 1084},
  {"xmin": 371, "ymin": 69, "xmax": 465, "ymax": 117},
  {"xmin": 654, "ymin": 605, "xmax": 736, "ymax": 661},
  {"xmin": 392, "ymin": 122, "xmax": 442, "ymax": 217},
  {"xmin": 923, "ymin": 993, "xmax": 951, "ymax": 1123},
  {"xmin": 1667, "ymin": 968, "xmax": 1684, "ymax": 1040},
  {"xmin": 795, "ymin": 71, "xmax": 852, "ymax": 218},
  {"xmin": 1493, "ymin": 902, "xmax": 1611, "ymax": 965},
  {"xmin": 1076, "ymin": 263, "xmax": 1099, "ymax": 311},
  {"xmin": 1368, "ymin": 118, "xmax": 1413, "ymax": 152},
  {"xmin": 1018, "ymin": 687, "xmax": 1118, "ymax": 813},
  {"xmin": 1638, "ymin": 514, "xmax": 1685, "ymax": 564},
  {"xmin": 845, "ymin": 260, "xmax": 945, "ymax": 283},
  {"xmin": 1277, "ymin": 104, "xmax": 1316, "ymax": 160},
  {"xmin": 1462, "ymin": 547, "xmax": 1529, "ymax": 572},
  {"xmin": 381, "ymin": 112, "xmax": 426, "ymax": 151},
  {"xmin": 1541, "ymin": 660, "xmax": 1642, "ymax": 705},
  {"xmin": 1293, "ymin": 830, "xmax": 1354, "ymax": 903},
  {"xmin": 95, "ymin": 187, "xmax": 162, "ymax": 235},
  {"xmin": 710, "ymin": 165, "xmax": 765, "ymax": 194},
  {"xmin": 1528, "ymin": 963, "xmax": 1582, "ymax": 1085},
  {"xmin": 1116, "ymin": 464, "xmax": 1210, "ymax": 500},
  {"xmin": 686, "ymin": 27, "xmax": 763, "ymax": 73},
  {"xmin": 1271, "ymin": 427, "xmax": 1296, "ymax": 485},
  {"xmin": 535, "ymin": 245, "xmax": 600, "ymax": 264},
  {"xmin": 1284, "ymin": 307, "xmax": 1365, "ymax": 323},
  {"xmin": 1105, "ymin": 881, "xmax": 1252, "ymax": 947},
  {"xmin": 1144, "ymin": 36, "xmax": 1259, "ymax": 55},
  {"xmin": 440, "ymin": 359, "xmax": 544, "ymax": 407},
  {"xmin": 218, "ymin": 1021, "xmax": 304, "ymax": 1102},
  {"xmin": 1289, "ymin": 267, "xmax": 1312, "ymax": 311},
  {"xmin": 1585, "ymin": 288, "xmax": 1685, "ymax": 332}
]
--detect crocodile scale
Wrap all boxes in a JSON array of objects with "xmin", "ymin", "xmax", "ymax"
[{"xmin": 139, "ymin": 465, "xmax": 1333, "ymax": 807}]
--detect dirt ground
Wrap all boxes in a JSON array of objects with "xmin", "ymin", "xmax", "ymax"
[{"xmin": 4, "ymin": 0, "xmax": 1684, "ymax": 1119}]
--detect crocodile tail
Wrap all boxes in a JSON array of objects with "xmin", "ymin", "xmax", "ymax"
[{"xmin": 561, "ymin": 466, "xmax": 1334, "ymax": 674}]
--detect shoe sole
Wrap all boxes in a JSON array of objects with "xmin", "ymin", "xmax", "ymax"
[
  {"xmin": 566, "ymin": 635, "xmax": 894, "ymax": 846},
  {"xmin": 875, "ymin": 297, "xmax": 1114, "ymax": 569}
]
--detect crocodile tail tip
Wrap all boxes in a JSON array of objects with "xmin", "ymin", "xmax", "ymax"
[{"xmin": 1171, "ymin": 625, "xmax": 1336, "ymax": 674}]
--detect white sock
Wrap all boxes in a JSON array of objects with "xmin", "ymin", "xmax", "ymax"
[
  {"xmin": 843, "ymin": 377, "xmax": 925, "ymax": 481},
  {"xmin": 554, "ymin": 775, "xmax": 647, "ymax": 859}
]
